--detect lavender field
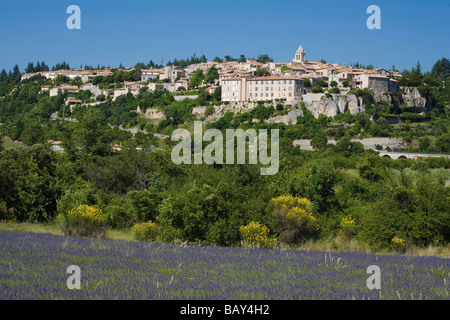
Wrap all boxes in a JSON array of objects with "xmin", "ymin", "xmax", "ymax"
[{"xmin": 0, "ymin": 230, "xmax": 448, "ymax": 300}]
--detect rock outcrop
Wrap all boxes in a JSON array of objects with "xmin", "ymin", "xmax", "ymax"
[
  {"xmin": 401, "ymin": 87, "xmax": 427, "ymax": 111},
  {"xmin": 266, "ymin": 108, "xmax": 303, "ymax": 125},
  {"xmin": 301, "ymin": 93, "xmax": 365, "ymax": 118}
]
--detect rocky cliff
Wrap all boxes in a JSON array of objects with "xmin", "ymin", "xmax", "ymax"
[
  {"xmin": 138, "ymin": 87, "xmax": 428, "ymax": 124},
  {"xmin": 401, "ymin": 87, "xmax": 427, "ymax": 112},
  {"xmin": 301, "ymin": 93, "xmax": 365, "ymax": 118}
]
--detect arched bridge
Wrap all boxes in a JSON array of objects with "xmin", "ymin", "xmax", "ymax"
[{"xmin": 378, "ymin": 151, "xmax": 450, "ymax": 160}]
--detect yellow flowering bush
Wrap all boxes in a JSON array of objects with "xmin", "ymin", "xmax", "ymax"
[
  {"xmin": 391, "ymin": 236, "xmax": 406, "ymax": 252},
  {"xmin": 59, "ymin": 205, "xmax": 107, "ymax": 237},
  {"xmin": 239, "ymin": 221, "xmax": 277, "ymax": 249},
  {"xmin": 271, "ymin": 195, "xmax": 319, "ymax": 243},
  {"xmin": 339, "ymin": 216, "xmax": 357, "ymax": 240},
  {"xmin": 132, "ymin": 221, "xmax": 159, "ymax": 242},
  {"xmin": 271, "ymin": 195, "xmax": 313, "ymax": 211},
  {"xmin": 286, "ymin": 207, "xmax": 319, "ymax": 231}
]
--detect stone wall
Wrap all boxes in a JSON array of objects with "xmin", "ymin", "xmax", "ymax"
[{"xmin": 294, "ymin": 137, "xmax": 404, "ymax": 150}]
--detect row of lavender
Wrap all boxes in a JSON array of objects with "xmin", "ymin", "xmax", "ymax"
[{"xmin": 0, "ymin": 230, "xmax": 448, "ymax": 300}]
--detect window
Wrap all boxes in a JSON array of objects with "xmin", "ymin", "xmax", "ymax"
[
  {"xmin": 271, "ymin": 80, "xmax": 274, "ymax": 84},
  {"xmin": 255, "ymin": 81, "xmax": 258, "ymax": 85},
  {"xmin": 271, "ymin": 87, "xmax": 273, "ymax": 91},
  {"xmin": 289, "ymin": 87, "xmax": 292, "ymax": 91},
  {"xmin": 255, "ymin": 87, "xmax": 258, "ymax": 91},
  {"xmin": 266, "ymin": 87, "xmax": 269, "ymax": 91},
  {"xmin": 249, "ymin": 93, "xmax": 252, "ymax": 97},
  {"xmin": 271, "ymin": 93, "xmax": 274, "ymax": 97},
  {"xmin": 266, "ymin": 93, "xmax": 268, "ymax": 97},
  {"xmin": 289, "ymin": 80, "xmax": 292, "ymax": 84},
  {"xmin": 255, "ymin": 93, "xmax": 258, "ymax": 97},
  {"xmin": 289, "ymin": 93, "xmax": 292, "ymax": 97}
]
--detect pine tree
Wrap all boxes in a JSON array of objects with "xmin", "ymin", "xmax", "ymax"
[
  {"xmin": 26, "ymin": 62, "xmax": 35, "ymax": 73},
  {"xmin": 0, "ymin": 69, "xmax": 8, "ymax": 82}
]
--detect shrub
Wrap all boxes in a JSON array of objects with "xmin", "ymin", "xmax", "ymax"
[
  {"xmin": 339, "ymin": 216, "xmax": 357, "ymax": 240},
  {"xmin": 239, "ymin": 221, "xmax": 277, "ymax": 249},
  {"xmin": 391, "ymin": 236, "xmax": 406, "ymax": 253},
  {"xmin": 271, "ymin": 196, "xmax": 319, "ymax": 244},
  {"xmin": 57, "ymin": 180, "xmax": 101, "ymax": 218},
  {"xmin": 104, "ymin": 197, "xmax": 136, "ymax": 228},
  {"xmin": 329, "ymin": 87, "xmax": 340, "ymax": 94},
  {"xmin": 132, "ymin": 221, "xmax": 159, "ymax": 242},
  {"xmin": 312, "ymin": 85, "xmax": 323, "ymax": 93},
  {"xmin": 317, "ymin": 80, "xmax": 328, "ymax": 87},
  {"xmin": 205, "ymin": 105, "xmax": 215, "ymax": 117},
  {"xmin": 58, "ymin": 205, "xmax": 107, "ymax": 237}
]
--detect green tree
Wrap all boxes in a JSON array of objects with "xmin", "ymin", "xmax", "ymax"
[
  {"xmin": 20, "ymin": 122, "xmax": 44, "ymax": 146},
  {"xmin": 342, "ymin": 79, "xmax": 351, "ymax": 87},
  {"xmin": 317, "ymin": 80, "xmax": 328, "ymax": 87},
  {"xmin": 419, "ymin": 136, "xmax": 431, "ymax": 152},
  {"xmin": 212, "ymin": 86, "xmax": 222, "ymax": 102},
  {"xmin": 189, "ymin": 68, "xmax": 204, "ymax": 89},
  {"xmin": 257, "ymin": 68, "xmax": 270, "ymax": 77},
  {"xmin": 431, "ymin": 57, "xmax": 450, "ymax": 79},
  {"xmin": 436, "ymin": 134, "xmax": 450, "ymax": 153},
  {"xmin": 311, "ymin": 133, "xmax": 327, "ymax": 150},
  {"xmin": 311, "ymin": 85, "xmax": 323, "ymax": 93},
  {"xmin": 305, "ymin": 161, "xmax": 338, "ymax": 214},
  {"xmin": 303, "ymin": 78, "xmax": 311, "ymax": 88},
  {"xmin": 205, "ymin": 66, "xmax": 219, "ymax": 83},
  {"xmin": 237, "ymin": 55, "xmax": 247, "ymax": 63},
  {"xmin": 79, "ymin": 108, "xmax": 110, "ymax": 156},
  {"xmin": 256, "ymin": 54, "xmax": 274, "ymax": 64}
]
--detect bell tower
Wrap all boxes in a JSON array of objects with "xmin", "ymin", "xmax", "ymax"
[{"xmin": 293, "ymin": 44, "xmax": 306, "ymax": 64}]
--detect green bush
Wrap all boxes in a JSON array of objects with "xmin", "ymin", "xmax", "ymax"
[
  {"xmin": 358, "ymin": 177, "xmax": 449, "ymax": 248},
  {"xmin": 57, "ymin": 180, "xmax": 101, "ymax": 218},
  {"xmin": 205, "ymin": 105, "xmax": 215, "ymax": 117},
  {"xmin": 104, "ymin": 196, "xmax": 136, "ymax": 228},
  {"xmin": 329, "ymin": 87, "xmax": 340, "ymax": 94},
  {"xmin": 312, "ymin": 85, "xmax": 323, "ymax": 93},
  {"xmin": 127, "ymin": 189, "xmax": 162, "ymax": 223}
]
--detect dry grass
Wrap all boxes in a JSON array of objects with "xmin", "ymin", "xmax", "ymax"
[
  {"xmin": 0, "ymin": 221, "xmax": 134, "ymax": 242},
  {"xmin": 279, "ymin": 236, "xmax": 450, "ymax": 258},
  {"xmin": 0, "ymin": 222, "xmax": 448, "ymax": 257}
]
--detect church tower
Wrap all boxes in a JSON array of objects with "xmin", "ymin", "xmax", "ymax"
[{"xmin": 293, "ymin": 44, "xmax": 306, "ymax": 64}]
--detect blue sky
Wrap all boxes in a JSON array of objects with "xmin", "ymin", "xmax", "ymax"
[{"xmin": 0, "ymin": 0, "xmax": 449, "ymax": 73}]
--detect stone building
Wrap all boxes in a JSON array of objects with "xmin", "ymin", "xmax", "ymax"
[{"xmin": 293, "ymin": 44, "xmax": 306, "ymax": 64}]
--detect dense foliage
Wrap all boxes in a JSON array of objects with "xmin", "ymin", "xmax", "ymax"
[{"xmin": 0, "ymin": 59, "xmax": 449, "ymax": 252}]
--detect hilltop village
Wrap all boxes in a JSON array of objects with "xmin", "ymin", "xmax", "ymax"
[{"xmin": 19, "ymin": 44, "xmax": 402, "ymax": 107}]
